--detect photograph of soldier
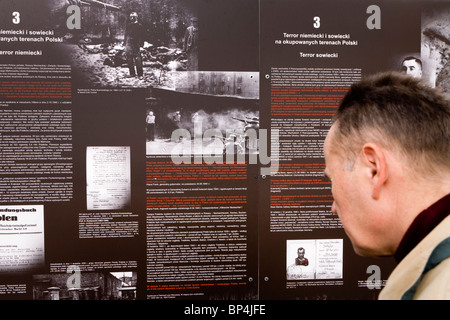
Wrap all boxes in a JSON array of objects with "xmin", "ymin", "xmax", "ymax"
[
  {"xmin": 125, "ymin": 12, "xmax": 145, "ymax": 78},
  {"xmin": 146, "ymin": 111, "xmax": 156, "ymax": 141},
  {"xmin": 286, "ymin": 240, "xmax": 316, "ymax": 280},
  {"xmin": 183, "ymin": 17, "xmax": 199, "ymax": 71},
  {"xmin": 401, "ymin": 56, "xmax": 423, "ymax": 79},
  {"xmin": 295, "ymin": 247, "xmax": 309, "ymax": 266}
]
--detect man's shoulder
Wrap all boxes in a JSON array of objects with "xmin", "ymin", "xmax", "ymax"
[
  {"xmin": 127, "ymin": 22, "xmax": 144, "ymax": 28},
  {"xmin": 379, "ymin": 216, "xmax": 450, "ymax": 300},
  {"xmin": 414, "ymin": 256, "xmax": 450, "ymax": 299}
]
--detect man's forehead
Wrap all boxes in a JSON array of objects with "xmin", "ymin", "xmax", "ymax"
[
  {"xmin": 323, "ymin": 123, "xmax": 337, "ymax": 155},
  {"xmin": 403, "ymin": 60, "xmax": 418, "ymax": 67},
  {"xmin": 323, "ymin": 124, "xmax": 343, "ymax": 176}
]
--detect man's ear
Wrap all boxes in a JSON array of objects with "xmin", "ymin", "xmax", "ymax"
[{"xmin": 361, "ymin": 143, "xmax": 388, "ymax": 200}]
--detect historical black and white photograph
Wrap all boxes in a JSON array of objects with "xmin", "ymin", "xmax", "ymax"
[
  {"xmin": 44, "ymin": 0, "xmax": 258, "ymax": 88},
  {"xmin": 286, "ymin": 240, "xmax": 317, "ymax": 280},
  {"xmin": 32, "ymin": 270, "xmax": 137, "ymax": 300},
  {"xmin": 286, "ymin": 239, "xmax": 343, "ymax": 280},
  {"xmin": 46, "ymin": 0, "xmax": 199, "ymax": 88},
  {"xmin": 421, "ymin": 3, "xmax": 450, "ymax": 95},
  {"xmin": 145, "ymin": 71, "xmax": 259, "ymax": 157}
]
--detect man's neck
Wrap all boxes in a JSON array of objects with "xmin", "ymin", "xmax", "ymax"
[
  {"xmin": 398, "ymin": 173, "xmax": 450, "ymax": 230},
  {"xmin": 383, "ymin": 170, "xmax": 450, "ymax": 256}
]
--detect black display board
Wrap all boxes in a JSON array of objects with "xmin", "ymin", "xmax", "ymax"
[{"xmin": 0, "ymin": 0, "xmax": 448, "ymax": 304}]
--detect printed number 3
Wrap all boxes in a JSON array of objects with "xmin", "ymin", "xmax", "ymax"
[
  {"xmin": 313, "ymin": 16, "xmax": 320, "ymax": 28},
  {"xmin": 12, "ymin": 12, "xmax": 20, "ymax": 24}
]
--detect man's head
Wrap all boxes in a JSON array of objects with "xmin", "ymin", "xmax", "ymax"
[
  {"xmin": 401, "ymin": 56, "xmax": 422, "ymax": 78},
  {"xmin": 297, "ymin": 247, "xmax": 305, "ymax": 258},
  {"xmin": 130, "ymin": 12, "xmax": 138, "ymax": 23},
  {"xmin": 191, "ymin": 17, "xmax": 198, "ymax": 27},
  {"xmin": 324, "ymin": 72, "xmax": 450, "ymax": 257}
]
